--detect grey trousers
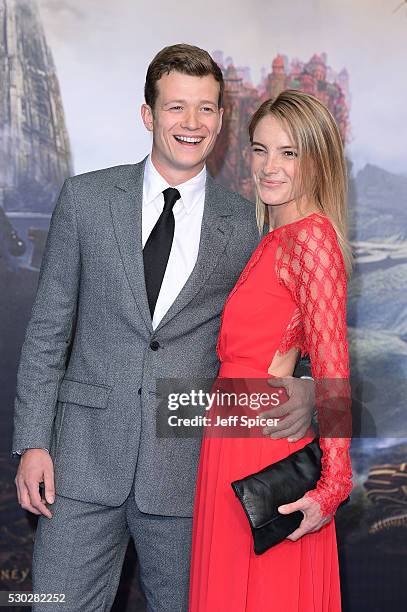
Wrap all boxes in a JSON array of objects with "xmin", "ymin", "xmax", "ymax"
[{"xmin": 31, "ymin": 479, "xmax": 192, "ymax": 612}]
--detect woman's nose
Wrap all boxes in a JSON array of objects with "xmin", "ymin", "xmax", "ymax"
[{"xmin": 262, "ymin": 154, "xmax": 280, "ymax": 175}]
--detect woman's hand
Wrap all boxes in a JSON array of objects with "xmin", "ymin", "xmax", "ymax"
[{"xmin": 277, "ymin": 494, "xmax": 332, "ymax": 541}]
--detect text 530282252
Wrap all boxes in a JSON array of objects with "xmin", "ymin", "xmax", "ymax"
[{"xmin": 0, "ymin": 592, "xmax": 66, "ymax": 606}]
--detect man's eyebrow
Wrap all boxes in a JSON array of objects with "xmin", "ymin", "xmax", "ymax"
[
  {"xmin": 163, "ymin": 99, "xmax": 218, "ymax": 105},
  {"xmin": 163, "ymin": 99, "xmax": 186, "ymax": 105}
]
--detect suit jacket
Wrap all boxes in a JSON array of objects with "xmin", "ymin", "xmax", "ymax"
[{"xmin": 12, "ymin": 157, "xmax": 259, "ymax": 516}]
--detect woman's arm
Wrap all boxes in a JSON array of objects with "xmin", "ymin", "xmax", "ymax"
[{"xmin": 277, "ymin": 216, "xmax": 353, "ymax": 522}]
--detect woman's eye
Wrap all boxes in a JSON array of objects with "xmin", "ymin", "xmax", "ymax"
[
  {"xmin": 283, "ymin": 150, "xmax": 298, "ymax": 158},
  {"xmin": 252, "ymin": 148, "xmax": 266, "ymax": 154}
]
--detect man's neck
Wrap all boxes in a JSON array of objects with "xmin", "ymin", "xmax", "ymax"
[{"xmin": 150, "ymin": 153, "xmax": 205, "ymax": 187}]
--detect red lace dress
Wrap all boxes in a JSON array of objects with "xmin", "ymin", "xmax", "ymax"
[{"xmin": 189, "ymin": 213, "xmax": 353, "ymax": 612}]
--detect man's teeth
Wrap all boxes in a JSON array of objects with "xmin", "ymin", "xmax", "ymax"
[{"xmin": 175, "ymin": 136, "xmax": 203, "ymax": 144}]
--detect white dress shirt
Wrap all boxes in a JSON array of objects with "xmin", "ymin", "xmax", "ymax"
[{"xmin": 142, "ymin": 155, "xmax": 206, "ymax": 329}]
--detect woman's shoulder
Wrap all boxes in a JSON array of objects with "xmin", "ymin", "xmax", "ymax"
[
  {"xmin": 277, "ymin": 212, "xmax": 339, "ymax": 254},
  {"xmin": 275, "ymin": 212, "xmax": 345, "ymax": 283}
]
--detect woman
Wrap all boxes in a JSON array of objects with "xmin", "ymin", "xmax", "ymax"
[{"xmin": 189, "ymin": 90, "xmax": 353, "ymax": 611}]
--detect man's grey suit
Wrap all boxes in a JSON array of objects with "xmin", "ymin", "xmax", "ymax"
[{"xmin": 12, "ymin": 158, "xmax": 259, "ymax": 610}]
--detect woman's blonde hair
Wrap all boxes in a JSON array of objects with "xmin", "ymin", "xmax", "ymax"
[{"xmin": 248, "ymin": 89, "xmax": 352, "ymax": 276}]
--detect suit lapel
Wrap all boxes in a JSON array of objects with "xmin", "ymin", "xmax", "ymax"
[
  {"xmin": 110, "ymin": 162, "xmax": 234, "ymax": 333},
  {"xmin": 109, "ymin": 157, "xmax": 153, "ymax": 333},
  {"xmin": 155, "ymin": 173, "xmax": 234, "ymax": 332}
]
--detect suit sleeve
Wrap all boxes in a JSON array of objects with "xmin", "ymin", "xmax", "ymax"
[{"xmin": 12, "ymin": 178, "xmax": 81, "ymax": 453}]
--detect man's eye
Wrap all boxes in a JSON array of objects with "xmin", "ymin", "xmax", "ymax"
[
  {"xmin": 170, "ymin": 106, "xmax": 183, "ymax": 111},
  {"xmin": 201, "ymin": 107, "xmax": 214, "ymax": 112}
]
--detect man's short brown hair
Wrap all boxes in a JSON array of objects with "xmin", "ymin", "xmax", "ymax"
[{"xmin": 144, "ymin": 44, "xmax": 224, "ymax": 110}]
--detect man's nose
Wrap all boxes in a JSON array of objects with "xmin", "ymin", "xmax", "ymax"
[{"xmin": 181, "ymin": 110, "xmax": 200, "ymax": 130}]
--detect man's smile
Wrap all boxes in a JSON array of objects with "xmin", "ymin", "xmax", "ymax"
[{"xmin": 174, "ymin": 135, "xmax": 205, "ymax": 145}]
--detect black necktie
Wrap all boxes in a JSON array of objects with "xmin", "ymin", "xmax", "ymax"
[{"xmin": 143, "ymin": 187, "xmax": 181, "ymax": 317}]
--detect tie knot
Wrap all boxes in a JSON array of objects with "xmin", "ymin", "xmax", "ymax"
[{"xmin": 162, "ymin": 188, "xmax": 181, "ymax": 212}]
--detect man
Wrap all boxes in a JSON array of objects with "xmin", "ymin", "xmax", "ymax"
[{"xmin": 12, "ymin": 44, "xmax": 315, "ymax": 612}]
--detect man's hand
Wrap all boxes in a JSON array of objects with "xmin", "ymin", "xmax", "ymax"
[
  {"xmin": 15, "ymin": 449, "xmax": 55, "ymax": 518},
  {"xmin": 278, "ymin": 495, "xmax": 332, "ymax": 541},
  {"xmin": 261, "ymin": 376, "xmax": 315, "ymax": 441}
]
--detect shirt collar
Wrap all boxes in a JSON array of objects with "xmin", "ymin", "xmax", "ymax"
[{"xmin": 143, "ymin": 154, "xmax": 206, "ymax": 213}]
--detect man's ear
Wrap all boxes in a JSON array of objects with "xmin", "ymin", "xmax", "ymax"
[
  {"xmin": 217, "ymin": 107, "xmax": 224, "ymax": 135},
  {"xmin": 141, "ymin": 104, "xmax": 154, "ymax": 132}
]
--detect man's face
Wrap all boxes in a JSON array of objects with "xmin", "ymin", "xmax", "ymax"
[{"xmin": 141, "ymin": 71, "xmax": 223, "ymax": 182}]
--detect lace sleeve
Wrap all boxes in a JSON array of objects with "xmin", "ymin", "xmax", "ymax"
[{"xmin": 276, "ymin": 216, "xmax": 353, "ymax": 518}]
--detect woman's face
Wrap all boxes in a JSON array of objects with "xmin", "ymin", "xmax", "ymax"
[{"xmin": 251, "ymin": 115, "xmax": 300, "ymax": 207}]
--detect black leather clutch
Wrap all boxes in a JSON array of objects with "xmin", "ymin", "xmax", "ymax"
[{"xmin": 231, "ymin": 438, "xmax": 322, "ymax": 555}]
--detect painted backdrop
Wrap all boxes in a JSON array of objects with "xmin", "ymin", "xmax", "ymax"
[{"xmin": 1, "ymin": 1, "xmax": 406, "ymax": 610}]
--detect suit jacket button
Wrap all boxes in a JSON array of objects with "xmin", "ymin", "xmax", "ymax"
[{"xmin": 150, "ymin": 340, "xmax": 160, "ymax": 351}]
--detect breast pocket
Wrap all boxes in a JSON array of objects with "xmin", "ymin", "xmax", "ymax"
[{"xmin": 206, "ymin": 267, "xmax": 240, "ymax": 288}]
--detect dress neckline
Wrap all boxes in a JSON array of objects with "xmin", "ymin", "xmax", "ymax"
[{"xmin": 261, "ymin": 212, "xmax": 324, "ymax": 243}]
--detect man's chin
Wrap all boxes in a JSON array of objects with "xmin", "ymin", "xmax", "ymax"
[{"xmin": 170, "ymin": 155, "xmax": 206, "ymax": 173}]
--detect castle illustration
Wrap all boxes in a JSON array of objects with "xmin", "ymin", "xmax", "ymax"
[
  {"xmin": 208, "ymin": 50, "xmax": 350, "ymax": 200},
  {"xmin": 0, "ymin": 0, "xmax": 72, "ymax": 213}
]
